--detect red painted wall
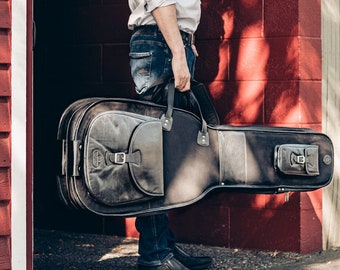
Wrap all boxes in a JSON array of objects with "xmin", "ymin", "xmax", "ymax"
[
  {"xmin": 0, "ymin": 0, "xmax": 12, "ymax": 269},
  {"xmin": 33, "ymin": 0, "xmax": 323, "ymax": 254},
  {"xmin": 170, "ymin": 0, "xmax": 323, "ymax": 254}
]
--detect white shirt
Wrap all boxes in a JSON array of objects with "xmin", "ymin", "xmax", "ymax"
[{"xmin": 128, "ymin": 0, "xmax": 201, "ymax": 34}]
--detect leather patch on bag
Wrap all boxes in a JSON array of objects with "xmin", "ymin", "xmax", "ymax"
[{"xmin": 274, "ymin": 144, "xmax": 319, "ymax": 176}]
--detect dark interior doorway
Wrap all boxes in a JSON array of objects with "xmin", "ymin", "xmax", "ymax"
[{"xmin": 33, "ymin": 1, "xmax": 133, "ymax": 235}]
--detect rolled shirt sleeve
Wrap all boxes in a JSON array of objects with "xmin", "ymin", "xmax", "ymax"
[
  {"xmin": 144, "ymin": 0, "xmax": 176, "ymax": 12},
  {"xmin": 128, "ymin": 0, "xmax": 201, "ymax": 34}
]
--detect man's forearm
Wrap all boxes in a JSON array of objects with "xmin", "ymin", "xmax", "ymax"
[
  {"xmin": 152, "ymin": 4, "xmax": 190, "ymax": 91},
  {"xmin": 152, "ymin": 4, "xmax": 185, "ymax": 56}
]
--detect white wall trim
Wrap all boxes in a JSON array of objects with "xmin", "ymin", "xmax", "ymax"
[
  {"xmin": 322, "ymin": 0, "xmax": 340, "ymax": 250},
  {"xmin": 11, "ymin": 0, "xmax": 28, "ymax": 268}
]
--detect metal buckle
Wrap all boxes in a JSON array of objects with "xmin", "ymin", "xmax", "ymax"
[
  {"xmin": 114, "ymin": 152, "xmax": 126, "ymax": 165},
  {"xmin": 296, "ymin": 155, "xmax": 306, "ymax": 164}
]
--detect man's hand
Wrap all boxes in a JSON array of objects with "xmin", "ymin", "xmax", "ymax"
[
  {"xmin": 171, "ymin": 51, "xmax": 191, "ymax": 91},
  {"xmin": 152, "ymin": 4, "xmax": 191, "ymax": 91}
]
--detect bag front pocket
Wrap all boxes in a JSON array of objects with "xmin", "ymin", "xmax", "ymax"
[{"xmin": 83, "ymin": 111, "xmax": 164, "ymax": 206}]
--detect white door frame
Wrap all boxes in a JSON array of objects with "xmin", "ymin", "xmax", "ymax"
[{"xmin": 11, "ymin": 0, "xmax": 31, "ymax": 269}]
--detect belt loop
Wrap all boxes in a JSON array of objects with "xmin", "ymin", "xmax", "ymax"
[
  {"xmin": 180, "ymin": 30, "xmax": 194, "ymax": 46},
  {"xmin": 191, "ymin": 33, "xmax": 195, "ymax": 46}
]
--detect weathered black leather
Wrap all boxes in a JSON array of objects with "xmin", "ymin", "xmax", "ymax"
[
  {"xmin": 83, "ymin": 113, "xmax": 164, "ymax": 206},
  {"xmin": 56, "ymin": 84, "xmax": 334, "ymax": 217}
]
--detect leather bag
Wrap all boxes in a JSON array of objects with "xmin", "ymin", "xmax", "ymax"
[{"xmin": 56, "ymin": 82, "xmax": 334, "ymax": 216}]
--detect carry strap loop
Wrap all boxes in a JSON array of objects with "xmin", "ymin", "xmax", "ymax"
[
  {"xmin": 189, "ymin": 91, "xmax": 209, "ymax": 146},
  {"xmin": 160, "ymin": 82, "xmax": 174, "ymax": 131},
  {"xmin": 162, "ymin": 79, "xmax": 209, "ymax": 146}
]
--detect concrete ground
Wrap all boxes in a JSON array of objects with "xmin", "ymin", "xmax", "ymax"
[{"xmin": 34, "ymin": 229, "xmax": 340, "ymax": 270}]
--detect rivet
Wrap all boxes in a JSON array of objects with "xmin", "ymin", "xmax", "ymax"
[{"xmin": 323, "ymin": 155, "xmax": 332, "ymax": 165}]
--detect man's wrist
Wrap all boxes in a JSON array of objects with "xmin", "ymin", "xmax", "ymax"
[{"xmin": 171, "ymin": 45, "xmax": 186, "ymax": 56}]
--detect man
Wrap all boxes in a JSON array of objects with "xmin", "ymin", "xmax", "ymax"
[{"xmin": 128, "ymin": 1, "xmax": 212, "ymax": 270}]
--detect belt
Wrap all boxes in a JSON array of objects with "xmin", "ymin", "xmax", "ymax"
[{"xmin": 133, "ymin": 25, "xmax": 195, "ymax": 46}]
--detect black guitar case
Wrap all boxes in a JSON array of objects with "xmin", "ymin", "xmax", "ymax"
[{"xmin": 56, "ymin": 82, "xmax": 334, "ymax": 217}]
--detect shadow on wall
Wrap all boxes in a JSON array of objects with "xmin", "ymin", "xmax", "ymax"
[
  {"xmin": 196, "ymin": 0, "xmax": 321, "ymax": 127},
  {"xmin": 168, "ymin": 0, "xmax": 324, "ymax": 252},
  {"xmin": 170, "ymin": 189, "xmax": 322, "ymax": 253}
]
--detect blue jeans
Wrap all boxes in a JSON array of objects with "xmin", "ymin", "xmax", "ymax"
[{"xmin": 129, "ymin": 25, "xmax": 197, "ymax": 266}]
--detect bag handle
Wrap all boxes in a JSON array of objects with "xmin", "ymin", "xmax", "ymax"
[
  {"xmin": 161, "ymin": 80, "xmax": 209, "ymax": 146},
  {"xmin": 160, "ymin": 81, "xmax": 175, "ymax": 131},
  {"xmin": 189, "ymin": 90, "xmax": 210, "ymax": 146}
]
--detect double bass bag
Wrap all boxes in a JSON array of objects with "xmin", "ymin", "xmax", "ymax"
[{"xmin": 56, "ymin": 82, "xmax": 334, "ymax": 217}]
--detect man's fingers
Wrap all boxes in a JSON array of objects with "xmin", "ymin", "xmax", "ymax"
[
  {"xmin": 183, "ymin": 80, "xmax": 191, "ymax": 92},
  {"xmin": 175, "ymin": 81, "xmax": 190, "ymax": 92},
  {"xmin": 175, "ymin": 76, "xmax": 191, "ymax": 92}
]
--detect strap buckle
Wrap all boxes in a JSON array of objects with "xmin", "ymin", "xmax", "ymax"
[
  {"xmin": 114, "ymin": 152, "xmax": 126, "ymax": 165},
  {"xmin": 296, "ymin": 155, "xmax": 306, "ymax": 164}
]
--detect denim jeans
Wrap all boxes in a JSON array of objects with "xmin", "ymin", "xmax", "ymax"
[{"xmin": 129, "ymin": 25, "xmax": 197, "ymax": 266}]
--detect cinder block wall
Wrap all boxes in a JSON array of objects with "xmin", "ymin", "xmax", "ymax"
[
  {"xmin": 170, "ymin": 0, "xmax": 323, "ymax": 254},
  {"xmin": 33, "ymin": 0, "xmax": 323, "ymax": 254},
  {"xmin": 0, "ymin": 0, "xmax": 12, "ymax": 269}
]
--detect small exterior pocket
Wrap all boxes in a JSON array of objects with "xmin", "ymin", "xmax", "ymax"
[{"xmin": 274, "ymin": 144, "xmax": 319, "ymax": 176}]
